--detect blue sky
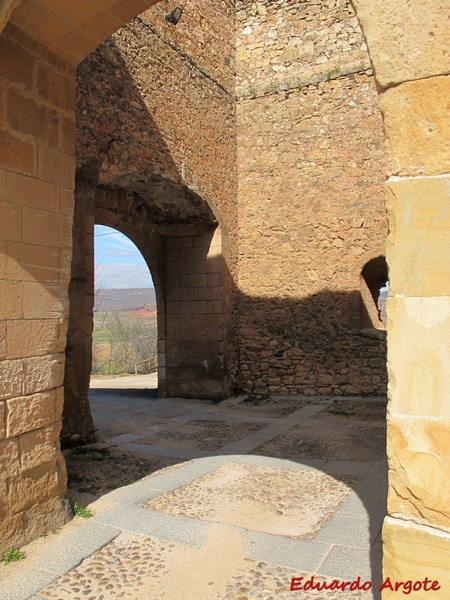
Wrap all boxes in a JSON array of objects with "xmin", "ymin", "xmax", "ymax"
[{"xmin": 94, "ymin": 225, "xmax": 153, "ymax": 289}]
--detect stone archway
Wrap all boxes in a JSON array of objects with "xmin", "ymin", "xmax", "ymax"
[
  {"xmin": 62, "ymin": 167, "xmax": 229, "ymax": 444},
  {"xmin": 0, "ymin": 0, "xmax": 448, "ymax": 590}
]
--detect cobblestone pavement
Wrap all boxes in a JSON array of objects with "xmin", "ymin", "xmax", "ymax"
[{"xmin": 0, "ymin": 381, "xmax": 387, "ymax": 600}]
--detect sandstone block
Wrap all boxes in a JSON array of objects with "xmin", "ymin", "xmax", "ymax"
[
  {"xmin": 23, "ymin": 495, "xmax": 71, "ymax": 547},
  {"xmin": 7, "ymin": 461, "xmax": 62, "ymax": 513},
  {"xmin": 0, "ymin": 280, "xmax": 22, "ymax": 320},
  {"xmin": 7, "ymin": 318, "xmax": 60, "ymax": 358},
  {"xmin": 382, "ymin": 517, "xmax": 450, "ymax": 599},
  {"xmin": 0, "ymin": 359, "xmax": 22, "ymax": 399},
  {"xmin": 6, "ymin": 390, "xmax": 56, "ymax": 437},
  {"xmin": 0, "ymin": 31, "xmax": 33, "ymax": 89},
  {"xmin": 386, "ymin": 176, "xmax": 450, "ymax": 298},
  {"xmin": 6, "ymin": 241, "xmax": 60, "ymax": 282},
  {"xmin": 59, "ymin": 115, "xmax": 76, "ymax": 154},
  {"xmin": 6, "ymin": 171, "xmax": 59, "ymax": 212},
  {"xmin": 179, "ymin": 273, "xmax": 207, "ymax": 288},
  {"xmin": 0, "ymin": 437, "xmax": 20, "ymax": 473},
  {"xmin": 36, "ymin": 63, "xmax": 76, "ymax": 112},
  {"xmin": 0, "ymin": 129, "xmax": 35, "ymax": 176},
  {"xmin": 0, "ymin": 320, "xmax": 5, "ymax": 359},
  {"xmin": 54, "ymin": 386, "xmax": 64, "ymax": 419},
  {"xmin": 37, "ymin": 146, "xmax": 75, "ymax": 190},
  {"xmin": 387, "ymin": 416, "xmax": 450, "ymax": 528},
  {"xmin": 381, "ymin": 76, "xmax": 450, "ymax": 176},
  {"xmin": 6, "ymin": 88, "xmax": 58, "ymax": 145},
  {"xmin": 22, "ymin": 354, "xmax": 65, "ymax": 396},
  {"xmin": 0, "ymin": 401, "xmax": 5, "ymax": 439},
  {"xmin": 22, "ymin": 205, "xmax": 72, "ymax": 248},
  {"xmin": 0, "ymin": 199, "xmax": 21, "ymax": 242},
  {"xmin": 22, "ymin": 281, "xmax": 66, "ymax": 319},
  {"xmin": 352, "ymin": 0, "xmax": 449, "ymax": 88},
  {"xmin": 19, "ymin": 423, "xmax": 60, "ymax": 471},
  {"xmin": 387, "ymin": 297, "xmax": 450, "ymax": 417},
  {"xmin": 179, "ymin": 300, "xmax": 208, "ymax": 314},
  {"xmin": 0, "ymin": 513, "xmax": 24, "ymax": 555},
  {"xmin": 0, "ymin": 169, "xmax": 5, "ymax": 200}
]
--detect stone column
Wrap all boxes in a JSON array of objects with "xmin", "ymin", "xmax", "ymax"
[
  {"xmin": 62, "ymin": 163, "xmax": 99, "ymax": 445},
  {"xmin": 351, "ymin": 0, "xmax": 450, "ymax": 596}
]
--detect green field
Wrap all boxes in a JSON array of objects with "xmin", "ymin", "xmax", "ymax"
[{"xmin": 92, "ymin": 311, "xmax": 157, "ymax": 375}]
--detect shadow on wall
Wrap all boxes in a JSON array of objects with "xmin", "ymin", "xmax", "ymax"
[{"xmin": 234, "ymin": 287, "xmax": 387, "ymax": 397}]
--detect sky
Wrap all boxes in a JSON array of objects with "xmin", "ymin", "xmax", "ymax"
[{"xmin": 94, "ymin": 225, "xmax": 153, "ymax": 289}]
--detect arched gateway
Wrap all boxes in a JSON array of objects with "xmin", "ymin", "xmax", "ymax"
[{"xmin": 0, "ymin": 0, "xmax": 448, "ymax": 593}]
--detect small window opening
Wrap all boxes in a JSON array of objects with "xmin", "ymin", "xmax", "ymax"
[{"xmin": 360, "ymin": 256, "xmax": 388, "ymax": 330}]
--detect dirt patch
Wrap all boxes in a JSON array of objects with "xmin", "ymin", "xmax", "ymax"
[
  {"xmin": 252, "ymin": 419, "xmax": 386, "ymax": 462},
  {"xmin": 230, "ymin": 395, "xmax": 319, "ymax": 418},
  {"xmin": 142, "ymin": 463, "xmax": 356, "ymax": 539},
  {"xmin": 138, "ymin": 421, "xmax": 263, "ymax": 452},
  {"xmin": 65, "ymin": 447, "xmax": 182, "ymax": 496},
  {"xmin": 323, "ymin": 398, "xmax": 387, "ymax": 420}
]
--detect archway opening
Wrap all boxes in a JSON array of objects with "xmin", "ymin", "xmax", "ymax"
[
  {"xmin": 360, "ymin": 256, "xmax": 389, "ymax": 330},
  {"xmin": 91, "ymin": 225, "xmax": 158, "ymax": 389}
]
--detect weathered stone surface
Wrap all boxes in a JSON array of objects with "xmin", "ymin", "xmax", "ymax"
[
  {"xmin": 0, "ymin": 512, "xmax": 24, "ymax": 555},
  {"xmin": 19, "ymin": 423, "xmax": 60, "ymax": 470},
  {"xmin": 7, "ymin": 461, "xmax": 63, "ymax": 513},
  {"xmin": 22, "ymin": 354, "xmax": 65, "ymax": 395},
  {"xmin": 352, "ymin": 0, "xmax": 450, "ymax": 88},
  {"xmin": 382, "ymin": 517, "xmax": 450, "ymax": 599},
  {"xmin": 387, "ymin": 416, "xmax": 450, "ymax": 528},
  {"xmin": 22, "ymin": 281, "xmax": 67, "ymax": 319},
  {"xmin": 386, "ymin": 177, "xmax": 450, "ymax": 298},
  {"xmin": 0, "ymin": 279, "xmax": 22, "ymax": 318},
  {"xmin": 235, "ymin": 0, "xmax": 387, "ymax": 395},
  {"xmin": 0, "ymin": 399, "xmax": 5, "ymax": 439},
  {"xmin": 236, "ymin": 0, "xmax": 371, "ymax": 98},
  {"xmin": 0, "ymin": 358, "xmax": 22, "ymax": 400},
  {"xmin": 6, "ymin": 241, "xmax": 60, "ymax": 282},
  {"xmin": 0, "ymin": 437, "xmax": 19, "ymax": 473},
  {"xmin": 387, "ymin": 297, "xmax": 450, "ymax": 417},
  {"xmin": 22, "ymin": 495, "xmax": 71, "ymax": 544},
  {"xmin": 6, "ymin": 318, "xmax": 60, "ymax": 358},
  {"xmin": 6, "ymin": 390, "xmax": 57, "ymax": 437},
  {"xmin": 381, "ymin": 76, "xmax": 450, "ymax": 176}
]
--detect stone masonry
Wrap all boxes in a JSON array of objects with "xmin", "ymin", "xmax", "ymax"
[
  {"xmin": 236, "ymin": 0, "xmax": 388, "ymax": 395},
  {"xmin": 0, "ymin": 0, "xmax": 449, "ymax": 594}
]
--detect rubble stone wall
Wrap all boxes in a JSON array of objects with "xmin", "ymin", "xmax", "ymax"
[{"xmin": 235, "ymin": 0, "xmax": 388, "ymax": 395}]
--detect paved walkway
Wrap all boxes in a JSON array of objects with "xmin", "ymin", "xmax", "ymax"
[{"xmin": 0, "ymin": 383, "xmax": 387, "ymax": 600}]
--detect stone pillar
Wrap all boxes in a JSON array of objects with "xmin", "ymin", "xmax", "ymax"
[
  {"xmin": 163, "ymin": 224, "xmax": 227, "ymax": 398},
  {"xmin": 351, "ymin": 0, "xmax": 450, "ymax": 595},
  {"xmin": 0, "ymin": 25, "xmax": 75, "ymax": 551},
  {"xmin": 62, "ymin": 164, "xmax": 98, "ymax": 445}
]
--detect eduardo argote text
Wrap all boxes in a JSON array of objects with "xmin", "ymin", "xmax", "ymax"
[{"xmin": 290, "ymin": 575, "xmax": 441, "ymax": 595}]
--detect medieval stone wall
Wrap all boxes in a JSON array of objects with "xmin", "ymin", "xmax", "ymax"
[
  {"xmin": 0, "ymin": 24, "xmax": 74, "ymax": 551},
  {"xmin": 77, "ymin": 0, "xmax": 237, "ymax": 257},
  {"xmin": 235, "ymin": 0, "xmax": 388, "ymax": 395}
]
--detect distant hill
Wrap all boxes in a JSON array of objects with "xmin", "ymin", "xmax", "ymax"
[{"xmin": 94, "ymin": 288, "xmax": 156, "ymax": 313}]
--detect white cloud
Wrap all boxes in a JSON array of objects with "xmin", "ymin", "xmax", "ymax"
[{"xmin": 96, "ymin": 262, "xmax": 153, "ymax": 289}]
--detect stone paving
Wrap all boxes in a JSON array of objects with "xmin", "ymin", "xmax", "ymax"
[{"xmin": 0, "ymin": 379, "xmax": 387, "ymax": 600}]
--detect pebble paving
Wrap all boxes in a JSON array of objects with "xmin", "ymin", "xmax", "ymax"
[
  {"xmin": 142, "ymin": 463, "xmax": 357, "ymax": 538},
  {"xmin": 39, "ymin": 533, "xmax": 373, "ymax": 600}
]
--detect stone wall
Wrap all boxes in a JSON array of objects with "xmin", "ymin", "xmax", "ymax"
[
  {"xmin": 235, "ymin": 0, "xmax": 388, "ymax": 396},
  {"xmin": 63, "ymin": 0, "xmax": 236, "ymax": 434},
  {"xmin": 77, "ymin": 0, "xmax": 237, "ymax": 256},
  {"xmin": 0, "ymin": 24, "xmax": 74, "ymax": 551}
]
